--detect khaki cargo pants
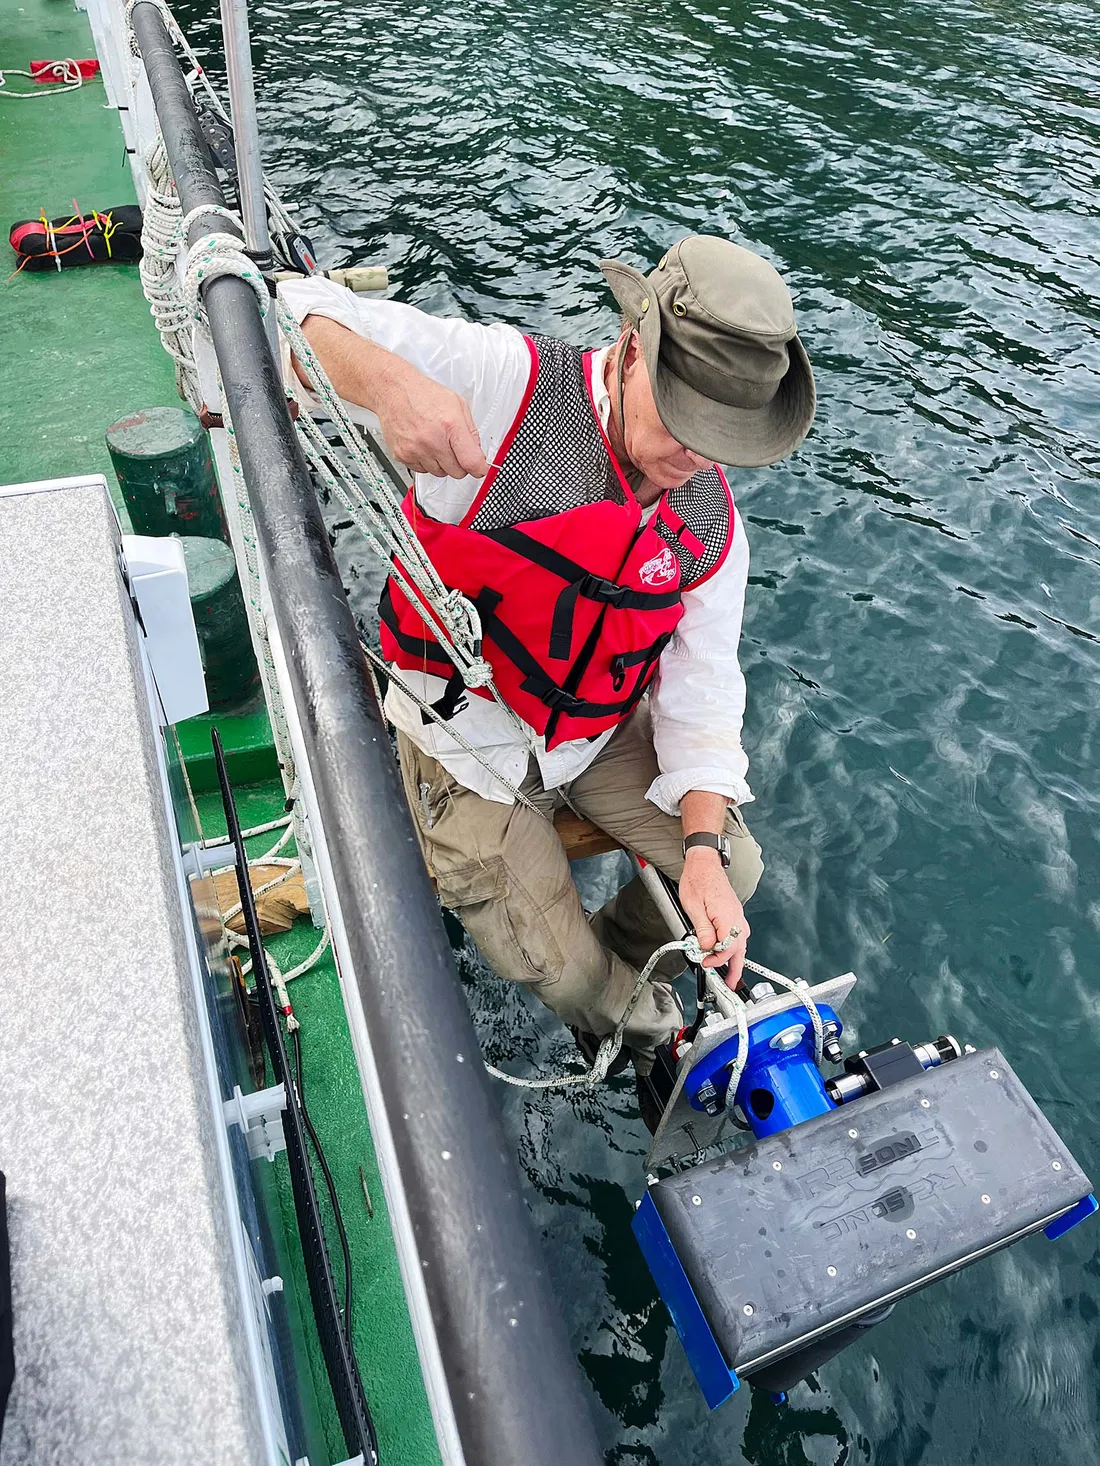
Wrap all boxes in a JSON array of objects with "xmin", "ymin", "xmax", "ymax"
[{"xmin": 397, "ymin": 704, "xmax": 763, "ymax": 1064}]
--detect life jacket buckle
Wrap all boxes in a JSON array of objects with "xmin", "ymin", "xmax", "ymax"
[{"xmin": 580, "ymin": 574, "xmax": 627, "ymax": 607}]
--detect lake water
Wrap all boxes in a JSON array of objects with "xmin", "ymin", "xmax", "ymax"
[{"xmin": 181, "ymin": 0, "xmax": 1100, "ymax": 1458}]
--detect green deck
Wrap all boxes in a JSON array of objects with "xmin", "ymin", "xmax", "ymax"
[
  {"xmin": 0, "ymin": 0, "xmax": 176, "ymax": 503},
  {"xmin": 1, "ymin": 4, "xmax": 440, "ymax": 1460},
  {"xmin": 196, "ymin": 768, "xmax": 441, "ymax": 1466}
]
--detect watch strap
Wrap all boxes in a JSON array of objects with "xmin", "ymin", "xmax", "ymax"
[{"xmin": 682, "ymin": 831, "xmax": 731, "ymax": 867}]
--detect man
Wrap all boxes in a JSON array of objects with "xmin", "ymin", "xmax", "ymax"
[{"xmin": 282, "ymin": 234, "xmax": 814, "ymax": 1125}]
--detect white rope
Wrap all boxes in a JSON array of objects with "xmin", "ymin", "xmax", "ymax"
[
  {"xmin": 0, "ymin": 60, "xmax": 85, "ymax": 98},
  {"xmin": 282, "ymin": 309, "xmax": 507, "ymax": 701},
  {"xmin": 201, "ymin": 813, "xmax": 292, "ymax": 849},
  {"xmin": 486, "ymin": 932, "xmax": 737, "ymax": 1091},
  {"xmin": 359, "ymin": 642, "xmax": 547, "ymax": 816},
  {"xmin": 741, "ymin": 958, "xmax": 825, "ymax": 1067},
  {"xmin": 139, "ymin": 133, "xmax": 201, "ymax": 409},
  {"xmin": 183, "ymin": 230, "xmax": 269, "ymax": 330}
]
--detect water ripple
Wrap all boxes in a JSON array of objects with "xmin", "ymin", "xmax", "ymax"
[{"xmin": 178, "ymin": 0, "xmax": 1100, "ymax": 1456}]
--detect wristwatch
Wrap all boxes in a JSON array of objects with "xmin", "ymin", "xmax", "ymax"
[{"xmin": 682, "ymin": 831, "xmax": 732, "ymax": 868}]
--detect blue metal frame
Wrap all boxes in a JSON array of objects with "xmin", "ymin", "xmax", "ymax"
[
  {"xmin": 683, "ymin": 1003, "xmax": 841, "ymax": 1139},
  {"xmin": 632, "ymin": 1192, "xmax": 740, "ymax": 1409},
  {"xmin": 1044, "ymin": 1193, "xmax": 1098, "ymax": 1241}
]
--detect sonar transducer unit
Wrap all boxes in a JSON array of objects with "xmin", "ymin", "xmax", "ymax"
[{"xmin": 632, "ymin": 964, "xmax": 1096, "ymax": 1407}]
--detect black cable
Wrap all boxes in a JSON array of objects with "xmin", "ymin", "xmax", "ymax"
[
  {"xmin": 211, "ymin": 730, "xmax": 378, "ymax": 1462},
  {"xmin": 292, "ymin": 1024, "xmax": 354, "ymax": 1345}
]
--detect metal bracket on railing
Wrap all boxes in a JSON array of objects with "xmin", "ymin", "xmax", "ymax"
[{"xmin": 223, "ymin": 1082, "xmax": 286, "ymax": 1160}]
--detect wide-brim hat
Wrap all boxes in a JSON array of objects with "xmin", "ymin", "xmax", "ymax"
[{"xmin": 600, "ymin": 235, "xmax": 815, "ymax": 468}]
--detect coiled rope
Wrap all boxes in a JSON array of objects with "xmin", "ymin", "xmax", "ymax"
[{"xmin": 0, "ymin": 60, "xmax": 86, "ymax": 99}]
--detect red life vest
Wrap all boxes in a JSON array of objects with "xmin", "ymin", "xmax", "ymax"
[{"xmin": 379, "ymin": 335, "xmax": 737, "ymax": 750}]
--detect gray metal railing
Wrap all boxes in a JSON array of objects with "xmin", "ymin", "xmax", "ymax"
[{"xmin": 129, "ymin": 7, "xmax": 603, "ymax": 1462}]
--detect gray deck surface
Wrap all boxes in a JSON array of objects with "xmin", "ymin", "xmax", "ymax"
[{"xmin": 0, "ymin": 478, "xmax": 262, "ymax": 1465}]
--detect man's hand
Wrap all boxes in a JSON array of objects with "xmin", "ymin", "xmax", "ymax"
[
  {"xmin": 679, "ymin": 849, "xmax": 749, "ymax": 988},
  {"xmin": 296, "ymin": 313, "xmax": 489, "ymax": 480},
  {"xmin": 375, "ymin": 370, "xmax": 490, "ymax": 480}
]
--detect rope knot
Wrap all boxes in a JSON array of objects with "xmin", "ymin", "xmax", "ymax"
[
  {"xmin": 182, "ymin": 229, "xmax": 269, "ymax": 331},
  {"xmin": 462, "ymin": 658, "xmax": 494, "ymax": 689}
]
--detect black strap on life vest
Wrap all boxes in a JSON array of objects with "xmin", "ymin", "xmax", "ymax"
[
  {"xmin": 473, "ymin": 589, "xmax": 670, "ymax": 723},
  {"xmin": 481, "ymin": 524, "xmax": 680, "ymax": 661},
  {"xmin": 378, "ymin": 583, "xmax": 469, "ymax": 723}
]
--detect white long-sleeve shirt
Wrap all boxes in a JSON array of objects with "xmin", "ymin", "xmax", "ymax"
[{"xmin": 279, "ymin": 277, "xmax": 753, "ymax": 814}]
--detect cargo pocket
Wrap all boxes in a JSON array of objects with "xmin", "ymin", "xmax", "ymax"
[{"xmin": 435, "ymin": 856, "xmax": 564, "ymax": 987}]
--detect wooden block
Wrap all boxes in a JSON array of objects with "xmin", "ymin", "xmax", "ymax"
[{"xmin": 552, "ymin": 808, "xmax": 622, "ymax": 861}]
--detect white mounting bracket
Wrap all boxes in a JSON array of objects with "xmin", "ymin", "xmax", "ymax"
[{"xmin": 223, "ymin": 1083, "xmax": 286, "ymax": 1162}]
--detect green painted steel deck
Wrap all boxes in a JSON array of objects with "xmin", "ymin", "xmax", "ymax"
[
  {"xmin": 1, "ymin": 5, "xmax": 440, "ymax": 1458},
  {"xmin": 196, "ymin": 775, "xmax": 442, "ymax": 1466},
  {"xmin": 0, "ymin": 0, "xmax": 176, "ymax": 503}
]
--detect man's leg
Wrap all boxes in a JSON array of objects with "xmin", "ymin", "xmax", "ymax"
[
  {"xmin": 566, "ymin": 701, "xmax": 764, "ymax": 975},
  {"xmin": 395, "ymin": 731, "xmax": 681, "ymax": 1056}
]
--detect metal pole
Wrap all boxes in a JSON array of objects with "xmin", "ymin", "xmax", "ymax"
[
  {"xmin": 130, "ymin": 9, "xmax": 604, "ymax": 1463},
  {"xmin": 219, "ymin": 0, "xmax": 272, "ymax": 264}
]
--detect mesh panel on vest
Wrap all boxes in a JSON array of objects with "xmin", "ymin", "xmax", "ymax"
[
  {"xmin": 656, "ymin": 468, "xmax": 732, "ymax": 585},
  {"xmin": 469, "ymin": 335, "xmax": 730, "ymax": 588},
  {"xmin": 470, "ymin": 336, "xmax": 624, "ymax": 531}
]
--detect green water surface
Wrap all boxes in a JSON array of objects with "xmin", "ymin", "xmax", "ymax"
[{"xmin": 181, "ymin": 0, "xmax": 1099, "ymax": 1459}]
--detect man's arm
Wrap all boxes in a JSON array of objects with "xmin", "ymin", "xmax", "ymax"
[
  {"xmin": 679, "ymin": 789, "xmax": 749, "ymax": 983},
  {"xmin": 647, "ymin": 509, "xmax": 753, "ymax": 986},
  {"xmin": 294, "ymin": 314, "xmax": 489, "ymax": 480}
]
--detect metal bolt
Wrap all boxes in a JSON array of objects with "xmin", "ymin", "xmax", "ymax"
[
  {"xmin": 906, "ymin": 1228, "xmax": 917, "ymax": 1240},
  {"xmin": 743, "ymin": 1304, "xmax": 754, "ymax": 1316},
  {"xmin": 692, "ymin": 1195, "xmax": 702, "ymax": 1206},
  {"xmin": 771, "ymin": 1025, "xmax": 806, "ymax": 1052},
  {"xmin": 920, "ymin": 1098, "xmax": 931, "ymax": 1109},
  {"xmin": 1053, "ymin": 1161, "xmax": 1063, "ymax": 1172},
  {"xmin": 772, "ymin": 1161, "xmax": 783, "ymax": 1171},
  {"xmin": 981, "ymin": 1195, "xmax": 991, "ymax": 1205},
  {"xmin": 989, "ymin": 1069, "xmax": 1000, "ymax": 1079},
  {"xmin": 964, "ymin": 1044, "xmax": 976, "ymax": 1054},
  {"xmin": 827, "ymin": 1266, "xmax": 838, "ymax": 1277},
  {"xmin": 750, "ymin": 981, "xmax": 776, "ymax": 1001},
  {"xmin": 848, "ymin": 1128, "xmax": 859, "ymax": 1139}
]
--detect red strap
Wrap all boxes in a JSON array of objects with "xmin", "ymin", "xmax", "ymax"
[
  {"xmin": 458, "ymin": 335, "xmax": 539, "ymax": 528},
  {"xmin": 656, "ymin": 502, "xmax": 706, "ymax": 558}
]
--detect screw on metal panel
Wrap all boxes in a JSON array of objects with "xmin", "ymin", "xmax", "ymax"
[
  {"xmin": 827, "ymin": 1266, "xmax": 838, "ymax": 1277},
  {"xmin": 743, "ymin": 1304, "xmax": 755, "ymax": 1316},
  {"xmin": 920, "ymin": 1099, "xmax": 931, "ymax": 1109},
  {"xmin": 906, "ymin": 1229, "xmax": 917, "ymax": 1240},
  {"xmin": 772, "ymin": 1161, "xmax": 783, "ymax": 1171},
  {"xmin": 981, "ymin": 1195, "xmax": 991, "ymax": 1204},
  {"xmin": 848, "ymin": 1128, "xmax": 859, "ymax": 1139},
  {"xmin": 692, "ymin": 1195, "xmax": 702, "ymax": 1205},
  {"xmin": 989, "ymin": 1069, "xmax": 1000, "ymax": 1079},
  {"xmin": 1053, "ymin": 1161, "xmax": 1063, "ymax": 1171}
]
